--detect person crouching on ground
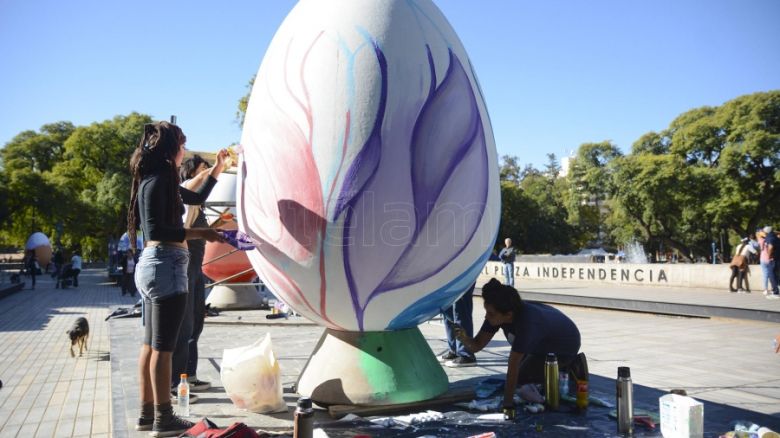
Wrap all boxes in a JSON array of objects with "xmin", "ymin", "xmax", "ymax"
[{"xmin": 454, "ymin": 278, "xmax": 582, "ymax": 412}]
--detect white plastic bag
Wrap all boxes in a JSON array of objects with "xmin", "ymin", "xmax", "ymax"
[{"xmin": 220, "ymin": 333, "xmax": 287, "ymax": 413}]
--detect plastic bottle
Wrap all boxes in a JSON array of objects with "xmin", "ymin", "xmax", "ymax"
[
  {"xmin": 559, "ymin": 371, "xmax": 570, "ymax": 396},
  {"xmin": 294, "ymin": 397, "xmax": 314, "ymax": 438},
  {"xmin": 616, "ymin": 367, "xmax": 633, "ymax": 435},
  {"xmin": 573, "ymin": 352, "xmax": 589, "ymax": 411},
  {"xmin": 575, "ymin": 377, "xmax": 589, "ymax": 411},
  {"xmin": 177, "ymin": 373, "xmax": 190, "ymax": 417},
  {"xmin": 544, "ymin": 353, "xmax": 559, "ymax": 410}
]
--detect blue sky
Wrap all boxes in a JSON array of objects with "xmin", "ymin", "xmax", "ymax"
[{"xmin": 1, "ymin": 0, "xmax": 778, "ymax": 168}]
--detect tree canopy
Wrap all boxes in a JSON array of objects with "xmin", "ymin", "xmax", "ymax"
[
  {"xmin": 1, "ymin": 89, "xmax": 777, "ymax": 263},
  {"xmin": 496, "ymin": 90, "xmax": 780, "ymax": 260},
  {"xmin": 0, "ymin": 113, "xmax": 152, "ymax": 259}
]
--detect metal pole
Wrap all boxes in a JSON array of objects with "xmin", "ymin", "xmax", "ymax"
[
  {"xmin": 202, "ymin": 248, "xmax": 241, "ymax": 266},
  {"xmin": 205, "ymin": 267, "xmax": 256, "ymax": 288}
]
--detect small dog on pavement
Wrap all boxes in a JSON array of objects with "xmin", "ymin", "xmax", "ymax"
[{"xmin": 67, "ymin": 317, "xmax": 89, "ymax": 357}]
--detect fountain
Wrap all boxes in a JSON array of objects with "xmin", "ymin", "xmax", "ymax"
[{"xmin": 624, "ymin": 239, "xmax": 648, "ymax": 264}]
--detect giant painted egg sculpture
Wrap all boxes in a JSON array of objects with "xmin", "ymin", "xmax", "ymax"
[
  {"xmin": 238, "ymin": 0, "xmax": 500, "ymax": 332},
  {"xmin": 25, "ymin": 232, "xmax": 53, "ymax": 267}
]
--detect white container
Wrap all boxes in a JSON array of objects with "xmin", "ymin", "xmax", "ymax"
[{"xmin": 659, "ymin": 393, "xmax": 703, "ymax": 438}]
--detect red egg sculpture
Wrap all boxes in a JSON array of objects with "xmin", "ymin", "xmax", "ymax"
[{"xmin": 202, "ymin": 221, "xmax": 255, "ymax": 283}]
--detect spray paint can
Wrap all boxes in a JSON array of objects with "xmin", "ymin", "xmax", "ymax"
[
  {"xmin": 616, "ymin": 367, "xmax": 633, "ymax": 435},
  {"xmin": 294, "ymin": 397, "xmax": 314, "ymax": 438},
  {"xmin": 544, "ymin": 353, "xmax": 559, "ymax": 410}
]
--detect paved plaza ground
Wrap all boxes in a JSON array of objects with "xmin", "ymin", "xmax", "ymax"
[{"xmin": 0, "ymin": 268, "xmax": 779, "ymax": 437}]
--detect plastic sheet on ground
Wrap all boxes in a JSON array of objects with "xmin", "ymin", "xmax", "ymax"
[{"xmin": 316, "ymin": 387, "xmax": 669, "ymax": 437}]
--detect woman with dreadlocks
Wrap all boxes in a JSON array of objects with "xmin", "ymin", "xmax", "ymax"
[{"xmin": 127, "ymin": 121, "xmax": 228, "ymax": 436}]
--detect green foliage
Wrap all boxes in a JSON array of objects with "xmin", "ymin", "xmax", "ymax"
[
  {"xmin": 496, "ymin": 91, "xmax": 779, "ymax": 260},
  {"xmin": 497, "ymin": 157, "xmax": 579, "ymax": 255},
  {"xmin": 0, "ymin": 113, "xmax": 152, "ymax": 260},
  {"xmin": 607, "ymin": 90, "xmax": 780, "ymax": 259},
  {"xmin": 236, "ymin": 75, "xmax": 256, "ymax": 128},
  {"xmin": 564, "ymin": 141, "xmax": 622, "ymax": 247},
  {"xmin": 2, "ymin": 90, "xmax": 778, "ymax": 263},
  {"xmin": 499, "ymin": 154, "xmax": 521, "ymax": 184}
]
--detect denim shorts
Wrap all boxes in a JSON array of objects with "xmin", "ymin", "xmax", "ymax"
[{"xmin": 135, "ymin": 245, "xmax": 190, "ymax": 302}]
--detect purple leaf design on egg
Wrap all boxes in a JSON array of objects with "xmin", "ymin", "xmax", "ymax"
[{"xmin": 343, "ymin": 48, "xmax": 489, "ymax": 330}]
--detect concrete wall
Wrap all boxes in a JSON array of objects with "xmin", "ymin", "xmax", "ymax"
[{"xmin": 477, "ymin": 261, "xmax": 752, "ymax": 290}]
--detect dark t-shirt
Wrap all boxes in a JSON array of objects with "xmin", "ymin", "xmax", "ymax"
[
  {"xmin": 137, "ymin": 171, "xmax": 217, "ymax": 243},
  {"xmin": 186, "ymin": 208, "xmax": 208, "ymax": 259},
  {"xmin": 479, "ymin": 302, "xmax": 581, "ymax": 356},
  {"xmin": 765, "ymin": 232, "xmax": 780, "ymax": 259},
  {"xmin": 498, "ymin": 247, "xmax": 516, "ymax": 263}
]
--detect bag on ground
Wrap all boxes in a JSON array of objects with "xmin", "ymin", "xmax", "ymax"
[{"xmin": 220, "ymin": 333, "xmax": 287, "ymax": 413}]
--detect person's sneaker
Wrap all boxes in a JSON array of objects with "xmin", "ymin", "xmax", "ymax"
[
  {"xmin": 438, "ymin": 351, "xmax": 458, "ymax": 363},
  {"xmin": 763, "ymin": 289, "xmax": 770, "ymax": 295},
  {"xmin": 170, "ymin": 390, "xmax": 199, "ymax": 404},
  {"xmin": 151, "ymin": 413, "xmax": 194, "ymax": 437},
  {"xmin": 187, "ymin": 377, "xmax": 211, "ymax": 391},
  {"xmin": 767, "ymin": 294, "xmax": 780, "ymax": 300},
  {"xmin": 445, "ymin": 356, "xmax": 477, "ymax": 367},
  {"xmin": 135, "ymin": 417, "xmax": 153, "ymax": 431}
]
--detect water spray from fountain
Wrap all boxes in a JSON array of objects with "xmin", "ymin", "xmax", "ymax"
[{"xmin": 624, "ymin": 239, "xmax": 648, "ymax": 264}]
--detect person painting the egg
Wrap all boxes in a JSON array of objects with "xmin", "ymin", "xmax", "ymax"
[
  {"xmin": 127, "ymin": 121, "xmax": 229, "ymax": 436},
  {"xmin": 453, "ymin": 278, "xmax": 585, "ymax": 413}
]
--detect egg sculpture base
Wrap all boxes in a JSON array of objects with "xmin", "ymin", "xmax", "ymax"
[
  {"xmin": 296, "ymin": 327, "xmax": 448, "ymax": 406},
  {"xmin": 205, "ymin": 284, "xmax": 265, "ymax": 311}
]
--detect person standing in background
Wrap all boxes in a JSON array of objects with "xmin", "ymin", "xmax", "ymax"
[
  {"xmin": 71, "ymin": 250, "xmax": 82, "ymax": 287},
  {"xmin": 729, "ymin": 237, "xmax": 756, "ymax": 293},
  {"xmin": 171, "ymin": 154, "xmax": 226, "ymax": 398},
  {"xmin": 25, "ymin": 252, "xmax": 38, "ymax": 289},
  {"xmin": 52, "ymin": 249, "xmax": 64, "ymax": 279},
  {"xmin": 121, "ymin": 250, "xmax": 137, "ymax": 296},
  {"xmin": 763, "ymin": 226, "xmax": 780, "ymax": 298},
  {"xmin": 498, "ymin": 238, "xmax": 516, "ymax": 287},
  {"xmin": 439, "ymin": 282, "xmax": 477, "ymax": 368}
]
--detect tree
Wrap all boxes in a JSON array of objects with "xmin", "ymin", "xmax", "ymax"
[
  {"xmin": 543, "ymin": 153, "xmax": 561, "ymax": 179},
  {"xmin": 0, "ymin": 122, "xmax": 74, "ymax": 174},
  {"xmin": 499, "ymin": 154, "xmax": 522, "ymax": 184},
  {"xmin": 55, "ymin": 113, "xmax": 153, "ymax": 257},
  {"xmin": 707, "ymin": 92, "xmax": 780, "ymax": 236},
  {"xmin": 565, "ymin": 141, "xmax": 622, "ymax": 246},
  {"xmin": 0, "ymin": 123, "xmax": 74, "ymax": 247},
  {"xmin": 0, "ymin": 113, "xmax": 153, "ymax": 259},
  {"xmin": 607, "ymin": 91, "xmax": 780, "ymax": 260},
  {"xmin": 495, "ymin": 160, "xmax": 580, "ymax": 255},
  {"xmin": 236, "ymin": 75, "xmax": 256, "ymax": 128},
  {"xmin": 0, "ymin": 173, "xmax": 8, "ymax": 230},
  {"xmin": 518, "ymin": 171, "xmax": 578, "ymax": 253},
  {"xmin": 609, "ymin": 153, "xmax": 712, "ymax": 262}
]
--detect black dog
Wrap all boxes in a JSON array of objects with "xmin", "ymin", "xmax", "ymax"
[{"xmin": 67, "ymin": 317, "xmax": 89, "ymax": 357}]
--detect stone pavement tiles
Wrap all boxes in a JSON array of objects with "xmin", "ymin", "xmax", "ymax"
[
  {"xmin": 0, "ymin": 269, "xmax": 139, "ymax": 437},
  {"xmin": 111, "ymin": 297, "xmax": 780, "ymax": 436}
]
